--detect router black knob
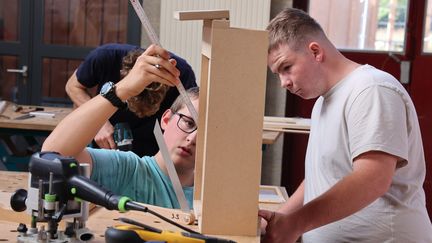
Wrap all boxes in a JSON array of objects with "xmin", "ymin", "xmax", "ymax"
[
  {"xmin": 10, "ymin": 189, "xmax": 28, "ymax": 212},
  {"xmin": 17, "ymin": 223, "xmax": 28, "ymax": 233}
]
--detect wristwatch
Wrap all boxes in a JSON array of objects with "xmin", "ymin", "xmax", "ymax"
[{"xmin": 100, "ymin": 82, "xmax": 127, "ymax": 109}]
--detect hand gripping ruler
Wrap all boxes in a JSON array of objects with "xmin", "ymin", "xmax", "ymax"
[{"xmin": 129, "ymin": 0, "xmax": 199, "ymax": 123}]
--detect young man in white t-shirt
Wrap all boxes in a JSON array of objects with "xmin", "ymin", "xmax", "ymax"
[{"xmin": 260, "ymin": 8, "xmax": 432, "ymax": 243}]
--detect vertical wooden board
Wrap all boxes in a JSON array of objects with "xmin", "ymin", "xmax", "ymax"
[
  {"xmin": 194, "ymin": 55, "xmax": 210, "ymax": 203},
  {"xmin": 202, "ymin": 20, "xmax": 213, "ymax": 58},
  {"xmin": 199, "ymin": 24, "xmax": 268, "ymax": 236},
  {"xmin": 194, "ymin": 20, "xmax": 228, "ymax": 209}
]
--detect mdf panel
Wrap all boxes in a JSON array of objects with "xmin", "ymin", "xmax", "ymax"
[
  {"xmin": 193, "ymin": 54, "xmax": 210, "ymax": 201},
  {"xmin": 195, "ymin": 20, "xmax": 268, "ymax": 236}
]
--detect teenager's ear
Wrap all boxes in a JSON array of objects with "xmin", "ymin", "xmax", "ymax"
[
  {"xmin": 308, "ymin": 42, "xmax": 324, "ymax": 62},
  {"xmin": 160, "ymin": 109, "xmax": 173, "ymax": 130}
]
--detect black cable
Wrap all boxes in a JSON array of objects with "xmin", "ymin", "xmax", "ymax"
[
  {"xmin": 125, "ymin": 201, "xmax": 201, "ymax": 235},
  {"xmin": 118, "ymin": 217, "xmax": 162, "ymax": 233}
]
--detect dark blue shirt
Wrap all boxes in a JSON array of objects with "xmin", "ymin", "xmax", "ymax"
[{"xmin": 76, "ymin": 43, "xmax": 197, "ymax": 156}]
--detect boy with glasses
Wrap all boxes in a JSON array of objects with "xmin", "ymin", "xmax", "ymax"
[{"xmin": 42, "ymin": 45, "xmax": 199, "ymax": 209}]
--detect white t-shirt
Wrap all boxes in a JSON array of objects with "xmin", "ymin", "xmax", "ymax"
[{"xmin": 302, "ymin": 65, "xmax": 432, "ymax": 242}]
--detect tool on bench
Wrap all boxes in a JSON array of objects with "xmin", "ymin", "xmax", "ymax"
[
  {"xmin": 10, "ymin": 152, "xmax": 94, "ymax": 242},
  {"xmin": 14, "ymin": 113, "xmax": 35, "ymax": 120},
  {"xmin": 105, "ymin": 217, "xmax": 236, "ymax": 243},
  {"xmin": 14, "ymin": 106, "xmax": 44, "ymax": 113},
  {"xmin": 9, "ymin": 152, "xmax": 226, "ymax": 242},
  {"xmin": 13, "ymin": 107, "xmax": 47, "ymax": 120},
  {"xmin": 29, "ymin": 111, "xmax": 56, "ymax": 118},
  {"xmin": 129, "ymin": 0, "xmax": 199, "ymax": 123}
]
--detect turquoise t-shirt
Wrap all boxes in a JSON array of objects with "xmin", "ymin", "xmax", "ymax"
[{"xmin": 87, "ymin": 148, "xmax": 193, "ymax": 209}]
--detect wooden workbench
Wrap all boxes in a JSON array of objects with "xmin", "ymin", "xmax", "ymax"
[
  {"xmin": 0, "ymin": 102, "xmax": 73, "ymax": 170},
  {"xmin": 0, "ymin": 101, "xmax": 72, "ymax": 131},
  {"xmin": 0, "ymin": 171, "xmax": 286, "ymax": 242}
]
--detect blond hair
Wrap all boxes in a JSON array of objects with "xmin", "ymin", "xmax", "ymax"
[{"xmin": 266, "ymin": 8, "xmax": 325, "ymax": 53}]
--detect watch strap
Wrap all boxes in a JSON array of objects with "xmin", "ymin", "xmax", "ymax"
[{"xmin": 101, "ymin": 82, "xmax": 127, "ymax": 109}]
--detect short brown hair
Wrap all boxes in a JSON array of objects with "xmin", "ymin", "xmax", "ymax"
[
  {"xmin": 120, "ymin": 49, "xmax": 169, "ymax": 118},
  {"xmin": 266, "ymin": 8, "xmax": 324, "ymax": 53}
]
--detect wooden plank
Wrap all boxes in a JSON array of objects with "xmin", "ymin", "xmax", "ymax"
[
  {"xmin": 263, "ymin": 116, "xmax": 311, "ymax": 134},
  {"xmin": 262, "ymin": 130, "xmax": 282, "ymax": 145},
  {"xmin": 195, "ymin": 19, "xmax": 268, "ymax": 236},
  {"xmin": 264, "ymin": 116, "xmax": 300, "ymax": 123},
  {"xmin": 174, "ymin": 10, "xmax": 229, "ymax": 21},
  {"xmin": 263, "ymin": 127, "xmax": 310, "ymax": 134},
  {"xmin": 264, "ymin": 121, "xmax": 310, "ymax": 130},
  {"xmin": 202, "ymin": 20, "xmax": 212, "ymax": 58},
  {"xmin": 194, "ymin": 54, "xmax": 210, "ymax": 202}
]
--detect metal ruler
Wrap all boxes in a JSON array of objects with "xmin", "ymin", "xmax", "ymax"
[
  {"xmin": 129, "ymin": 0, "xmax": 199, "ymax": 123},
  {"xmin": 153, "ymin": 121, "xmax": 190, "ymax": 212}
]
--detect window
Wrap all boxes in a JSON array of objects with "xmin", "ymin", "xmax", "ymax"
[
  {"xmin": 423, "ymin": 0, "xmax": 432, "ymax": 53},
  {"xmin": 309, "ymin": 0, "xmax": 409, "ymax": 52}
]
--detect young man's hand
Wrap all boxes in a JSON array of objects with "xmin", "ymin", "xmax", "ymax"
[
  {"xmin": 259, "ymin": 209, "xmax": 302, "ymax": 243},
  {"xmin": 115, "ymin": 44, "xmax": 181, "ymax": 101},
  {"xmin": 94, "ymin": 121, "xmax": 116, "ymax": 150}
]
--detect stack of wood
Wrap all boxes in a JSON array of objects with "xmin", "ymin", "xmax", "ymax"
[{"xmin": 263, "ymin": 116, "xmax": 311, "ymax": 134}]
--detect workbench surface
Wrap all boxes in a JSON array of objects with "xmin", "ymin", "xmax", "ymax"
[
  {"xmin": 0, "ymin": 101, "xmax": 72, "ymax": 131},
  {"xmin": 0, "ymin": 171, "xmax": 286, "ymax": 242}
]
